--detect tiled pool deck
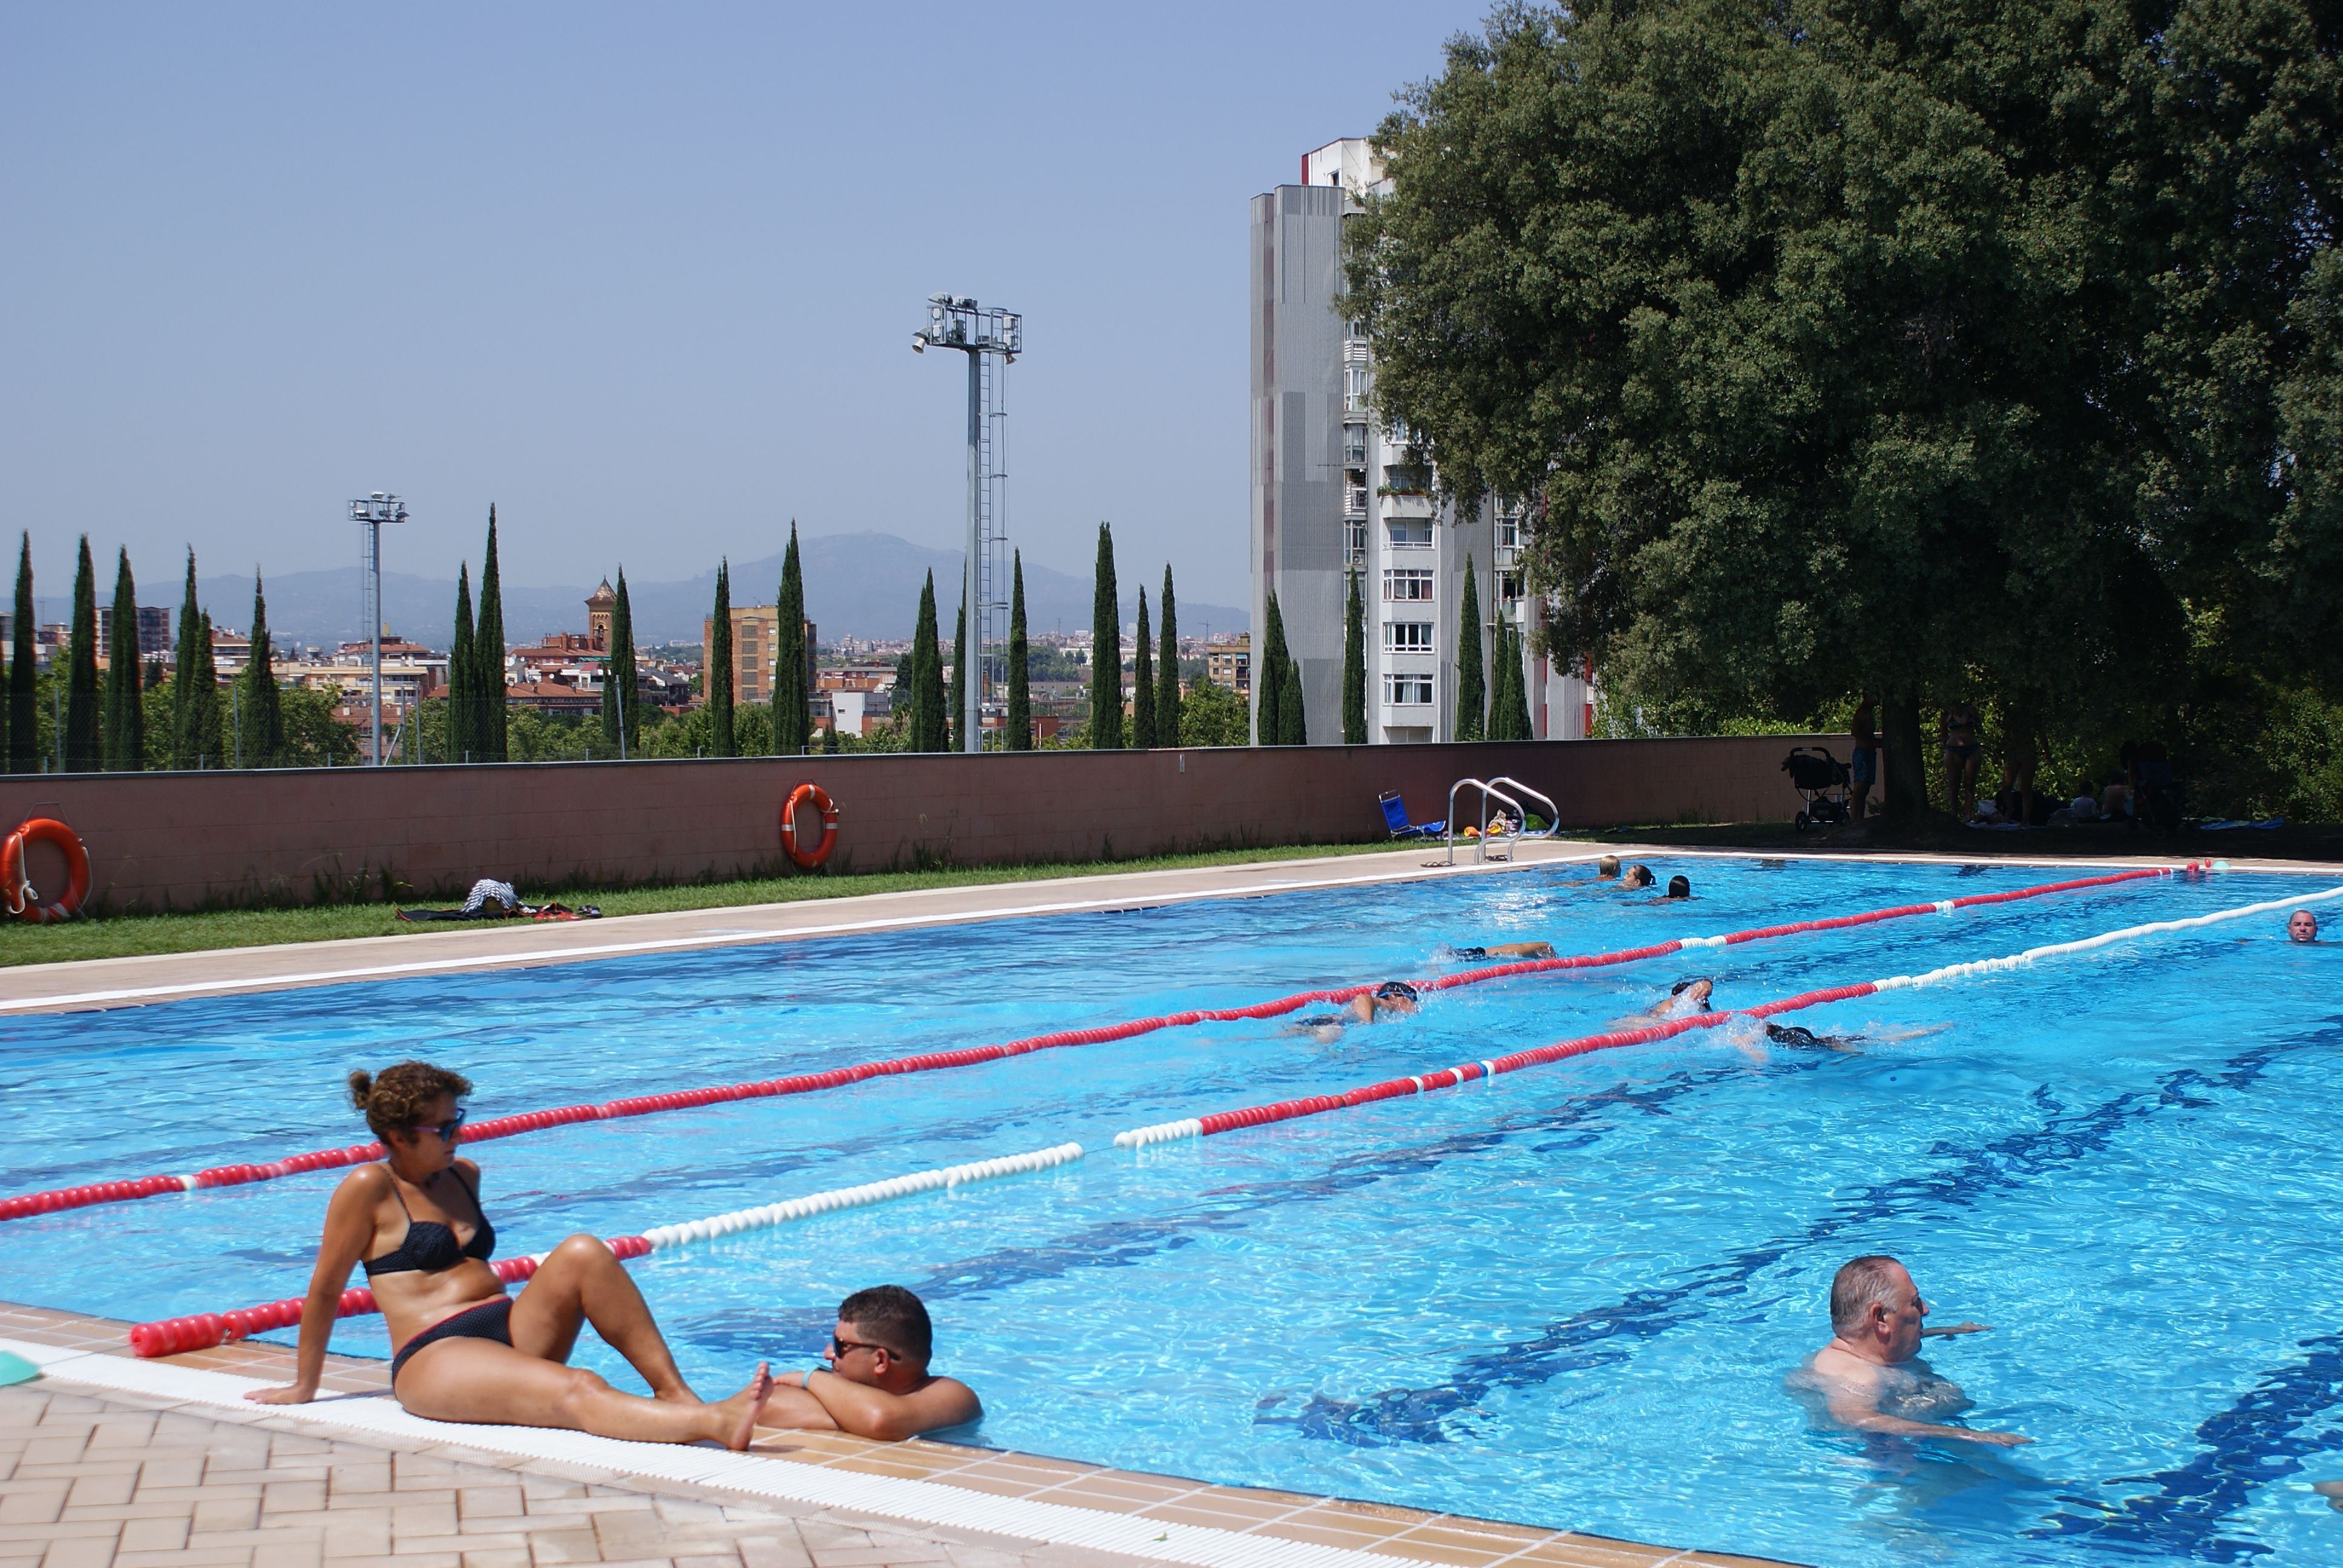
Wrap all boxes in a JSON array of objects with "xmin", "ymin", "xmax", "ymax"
[{"xmin": 11, "ymin": 835, "xmax": 2290, "ymax": 1567}]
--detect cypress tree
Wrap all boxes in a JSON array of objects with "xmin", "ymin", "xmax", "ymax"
[
  {"xmin": 168, "ymin": 550, "xmax": 202, "ymax": 769},
  {"xmin": 772, "ymin": 523, "xmax": 808, "ymax": 756},
  {"xmin": 1131, "ymin": 589, "xmax": 1156, "ymax": 749},
  {"xmin": 1281, "ymin": 654, "xmax": 1306, "ymax": 746},
  {"xmin": 1256, "ymin": 592, "xmax": 1288, "ymax": 745},
  {"xmin": 908, "ymin": 570, "xmax": 945, "ymax": 751},
  {"xmin": 948, "ymin": 591, "xmax": 966, "ymax": 753},
  {"xmin": 1342, "ymin": 566, "xmax": 1367, "ymax": 745},
  {"xmin": 1156, "ymin": 565, "xmax": 1179, "ymax": 747},
  {"xmin": 449, "ymin": 565, "xmax": 476, "ymax": 762},
  {"xmin": 1455, "ymin": 556, "xmax": 1486, "ymax": 742},
  {"xmin": 474, "ymin": 506, "xmax": 508, "ymax": 762},
  {"xmin": 1006, "ymin": 550, "xmax": 1031, "ymax": 751},
  {"xmin": 1499, "ymin": 622, "xmax": 1535, "ymax": 740},
  {"xmin": 65, "ymin": 537, "xmax": 101, "ymax": 771},
  {"xmin": 104, "ymin": 548, "xmax": 142, "ymax": 771},
  {"xmin": 235, "ymin": 571, "xmax": 286, "ymax": 766},
  {"xmin": 1487, "ymin": 623, "xmax": 1512, "ymax": 742},
  {"xmin": 10, "ymin": 535, "xmax": 38, "ymax": 773},
  {"xmin": 707, "ymin": 559, "xmax": 736, "ymax": 757},
  {"xmin": 601, "ymin": 570, "xmax": 640, "ymax": 756},
  {"xmin": 185, "ymin": 611, "xmax": 222, "ymax": 768},
  {"xmin": 1089, "ymin": 523, "xmax": 1121, "ymax": 748}
]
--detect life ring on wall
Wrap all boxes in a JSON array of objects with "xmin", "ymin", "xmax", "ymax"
[
  {"xmin": 781, "ymin": 783, "xmax": 839, "ymax": 870},
  {"xmin": 4, "ymin": 818, "xmax": 91, "ymax": 923}
]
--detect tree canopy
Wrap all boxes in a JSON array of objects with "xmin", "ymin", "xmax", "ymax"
[{"xmin": 1348, "ymin": 0, "xmax": 2343, "ymax": 812}]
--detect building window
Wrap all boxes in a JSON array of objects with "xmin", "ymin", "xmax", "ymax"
[
  {"xmin": 1345, "ymin": 485, "xmax": 1369, "ymax": 518},
  {"xmin": 1496, "ymin": 513, "xmax": 1520, "ymax": 552},
  {"xmin": 1383, "ymin": 671, "xmax": 1435, "ymax": 705},
  {"xmin": 1345, "ymin": 365, "xmax": 1369, "ymax": 413},
  {"xmin": 1384, "ymin": 621, "xmax": 1434, "ymax": 652},
  {"xmin": 1386, "ymin": 518, "xmax": 1433, "ymax": 549},
  {"xmin": 1346, "ymin": 520, "xmax": 1367, "ymax": 564},
  {"xmin": 1498, "ymin": 570, "xmax": 1524, "ymax": 604},
  {"xmin": 1343, "ymin": 425, "xmax": 1369, "ymax": 467},
  {"xmin": 1382, "ymin": 568, "xmax": 1435, "ymax": 602}
]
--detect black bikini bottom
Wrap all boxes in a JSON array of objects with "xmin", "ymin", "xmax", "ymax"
[{"xmin": 391, "ymin": 1296, "xmax": 514, "ymax": 1383}]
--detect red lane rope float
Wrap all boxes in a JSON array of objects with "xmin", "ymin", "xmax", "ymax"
[
  {"xmin": 4, "ymin": 863, "xmax": 2193, "ymax": 1228},
  {"xmin": 4, "ymin": 817, "xmax": 92, "ymax": 923},
  {"xmin": 781, "ymin": 782, "xmax": 839, "ymax": 871},
  {"xmin": 125, "ymin": 1238, "xmax": 656, "ymax": 1358}
]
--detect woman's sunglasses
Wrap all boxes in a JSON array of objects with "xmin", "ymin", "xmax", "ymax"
[{"xmin": 409, "ymin": 1110, "xmax": 467, "ymax": 1142}]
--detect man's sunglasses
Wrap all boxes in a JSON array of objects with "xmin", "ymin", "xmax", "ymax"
[
  {"xmin": 408, "ymin": 1111, "xmax": 466, "ymax": 1142},
  {"xmin": 830, "ymin": 1334, "xmax": 896, "ymax": 1360}
]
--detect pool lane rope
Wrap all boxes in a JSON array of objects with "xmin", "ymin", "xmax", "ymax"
[
  {"xmin": 126, "ymin": 1142, "xmax": 1085, "ymax": 1357},
  {"xmin": 10, "ymin": 864, "xmax": 2191, "ymax": 1229},
  {"xmin": 126, "ymin": 875, "xmax": 2311, "ymax": 1361},
  {"xmin": 1113, "ymin": 879, "xmax": 2343, "ymax": 1149}
]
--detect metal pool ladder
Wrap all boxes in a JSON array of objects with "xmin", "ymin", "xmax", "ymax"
[{"xmin": 1446, "ymin": 776, "xmax": 1560, "ymax": 864}]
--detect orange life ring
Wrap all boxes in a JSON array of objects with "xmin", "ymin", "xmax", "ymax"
[
  {"xmin": 4, "ymin": 817, "xmax": 91, "ymax": 923},
  {"xmin": 781, "ymin": 783, "xmax": 839, "ymax": 870}
]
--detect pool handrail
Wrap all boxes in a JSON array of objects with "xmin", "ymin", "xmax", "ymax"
[
  {"xmin": 1446, "ymin": 777, "xmax": 1525, "ymax": 864},
  {"xmin": 1488, "ymin": 776, "xmax": 1559, "ymax": 838}
]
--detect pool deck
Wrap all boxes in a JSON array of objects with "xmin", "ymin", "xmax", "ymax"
[
  {"xmin": 1, "ymin": 835, "xmax": 2307, "ymax": 1018},
  {"xmin": 0, "ymin": 1301, "xmax": 1795, "ymax": 1568}
]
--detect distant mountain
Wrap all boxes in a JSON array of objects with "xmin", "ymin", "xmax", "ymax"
[{"xmin": 138, "ymin": 533, "xmax": 1245, "ymax": 650}]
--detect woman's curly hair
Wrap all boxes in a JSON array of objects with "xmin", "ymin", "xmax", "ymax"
[{"xmin": 348, "ymin": 1061, "xmax": 473, "ymax": 1142}]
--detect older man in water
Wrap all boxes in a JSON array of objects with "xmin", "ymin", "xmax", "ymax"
[
  {"xmin": 2290, "ymin": 909, "xmax": 2320, "ymax": 943},
  {"xmin": 1793, "ymin": 1255, "xmax": 2029, "ymax": 1446}
]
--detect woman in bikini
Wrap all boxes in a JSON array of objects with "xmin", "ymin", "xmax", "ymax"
[{"xmin": 247, "ymin": 1060, "xmax": 771, "ymax": 1446}]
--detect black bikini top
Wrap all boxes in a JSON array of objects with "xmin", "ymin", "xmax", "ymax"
[{"xmin": 361, "ymin": 1166, "xmax": 496, "ymax": 1277}]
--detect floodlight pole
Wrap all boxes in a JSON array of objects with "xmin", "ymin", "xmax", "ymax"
[
  {"xmin": 913, "ymin": 296, "xmax": 1020, "ymax": 753},
  {"xmin": 348, "ymin": 492, "xmax": 408, "ymax": 766}
]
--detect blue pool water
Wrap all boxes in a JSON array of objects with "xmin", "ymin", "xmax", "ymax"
[{"xmin": 4, "ymin": 855, "xmax": 2341, "ymax": 1567}]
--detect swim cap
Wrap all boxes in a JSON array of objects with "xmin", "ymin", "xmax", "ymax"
[{"xmin": 1376, "ymin": 981, "xmax": 1420, "ymax": 1002}]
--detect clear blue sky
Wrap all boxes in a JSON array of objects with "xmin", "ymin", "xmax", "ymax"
[{"xmin": 1, "ymin": 2, "xmax": 1487, "ymax": 612}]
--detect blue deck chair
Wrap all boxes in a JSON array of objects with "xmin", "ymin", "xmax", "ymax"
[{"xmin": 1378, "ymin": 791, "xmax": 1446, "ymax": 839}]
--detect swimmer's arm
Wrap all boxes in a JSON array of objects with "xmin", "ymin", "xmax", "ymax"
[
  {"xmin": 753, "ymin": 1379, "xmax": 841, "ymax": 1431},
  {"xmin": 246, "ymin": 1171, "xmax": 376, "ymax": 1404},
  {"xmin": 799, "ymin": 1371, "xmax": 981, "ymax": 1442},
  {"xmin": 1919, "ymin": 1322, "xmax": 1990, "ymax": 1338},
  {"xmin": 1824, "ymin": 1389, "xmax": 2028, "ymax": 1446}
]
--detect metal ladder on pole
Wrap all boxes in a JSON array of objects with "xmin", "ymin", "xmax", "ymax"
[{"xmin": 1444, "ymin": 776, "xmax": 1561, "ymax": 864}]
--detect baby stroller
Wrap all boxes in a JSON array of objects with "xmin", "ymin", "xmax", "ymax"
[{"xmin": 1782, "ymin": 746, "xmax": 1852, "ymax": 830}]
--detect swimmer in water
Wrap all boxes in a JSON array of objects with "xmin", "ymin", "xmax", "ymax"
[
  {"xmin": 1758, "ymin": 1021, "xmax": 1948, "ymax": 1056},
  {"xmin": 1285, "ymin": 981, "xmax": 1421, "ymax": 1039},
  {"xmin": 2290, "ymin": 909, "xmax": 2319, "ymax": 943},
  {"xmin": 1622, "ymin": 864, "xmax": 1656, "ymax": 890},
  {"xmin": 1596, "ymin": 854, "xmax": 1621, "ymax": 879},
  {"xmin": 1789, "ymin": 1255, "xmax": 2027, "ymax": 1446},
  {"xmin": 1642, "ymin": 978, "xmax": 1713, "ymax": 1018},
  {"xmin": 1450, "ymin": 941, "xmax": 1557, "ymax": 961},
  {"xmin": 1663, "ymin": 874, "xmax": 1691, "ymax": 900}
]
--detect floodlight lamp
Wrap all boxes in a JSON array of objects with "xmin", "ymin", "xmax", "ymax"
[{"xmin": 913, "ymin": 333, "xmax": 928, "ymax": 353}]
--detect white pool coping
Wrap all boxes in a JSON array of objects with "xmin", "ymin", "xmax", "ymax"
[{"xmin": 2, "ymin": 1334, "xmax": 1474, "ymax": 1568}]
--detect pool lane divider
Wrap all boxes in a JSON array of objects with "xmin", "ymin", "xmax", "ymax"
[
  {"xmin": 126, "ymin": 1142, "xmax": 1087, "ymax": 1356},
  {"xmin": 11, "ymin": 865, "xmax": 2192, "ymax": 1230},
  {"xmin": 1113, "ymin": 878, "xmax": 2340, "ymax": 1149}
]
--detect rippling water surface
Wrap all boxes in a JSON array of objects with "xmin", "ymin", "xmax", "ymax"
[{"xmin": 5, "ymin": 854, "xmax": 2340, "ymax": 1567}]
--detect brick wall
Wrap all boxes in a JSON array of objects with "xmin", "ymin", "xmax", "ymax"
[{"xmin": 0, "ymin": 736, "xmax": 1850, "ymax": 912}]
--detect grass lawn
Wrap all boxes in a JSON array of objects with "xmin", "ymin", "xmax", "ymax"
[{"xmin": 0, "ymin": 841, "xmax": 1409, "ymax": 969}]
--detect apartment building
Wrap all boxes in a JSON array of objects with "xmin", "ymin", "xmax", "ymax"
[
  {"xmin": 701, "ymin": 604, "xmax": 816, "ymax": 708},
  {"xmin": 1250, "ymin": 139, "xmax": 1591, "ymax": 743}
]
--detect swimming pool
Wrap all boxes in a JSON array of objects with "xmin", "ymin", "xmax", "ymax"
[{"xmin": 4, "ymin": 855, "xmax": 2339, "ymax": 1567}]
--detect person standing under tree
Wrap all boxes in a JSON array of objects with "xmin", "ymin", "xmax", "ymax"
[
  {"xmin": 1849, "ymin": 696, "xmax": 1878, "ymax": 822},
  {"xmin": 1941, "ymin": 699, "xmax": 1983, "ymax": 821}
]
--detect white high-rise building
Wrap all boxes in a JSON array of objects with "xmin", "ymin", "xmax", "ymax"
[{"xmin": 1250, "ymin": 139, "xmax": 1592, "ymax": 744}]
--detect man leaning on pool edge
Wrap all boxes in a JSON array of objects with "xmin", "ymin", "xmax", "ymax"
[{"xmin": 755, "ymin": 1285, "xmax": 981, "ymax": 1440}]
